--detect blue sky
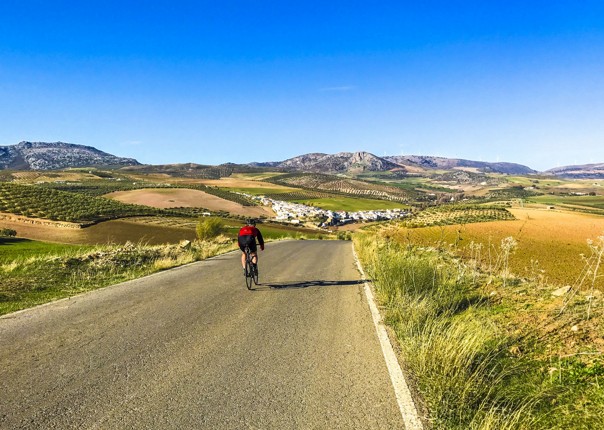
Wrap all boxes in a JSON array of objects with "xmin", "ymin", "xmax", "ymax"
[{"xmin": 1, "ymin": 1, "xmax": 603, "ymax": 171}]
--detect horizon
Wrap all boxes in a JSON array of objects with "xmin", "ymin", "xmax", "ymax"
[
  {"xmin": 4, "ymin": 140, "xmax": 592, "ymax": 172},
  {"xmin": 2, "ymin": 2, "xmax": 604, "ymax": 171}
]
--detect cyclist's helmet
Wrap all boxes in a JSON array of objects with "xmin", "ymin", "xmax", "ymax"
[{"xmin": 246, "ymin": 218, "xmax": 256, "ymax": 226}]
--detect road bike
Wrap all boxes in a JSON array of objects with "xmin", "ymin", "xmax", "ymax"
[{"xmin": 243, "ymin": 245, "xmax": 259, "ymax": 289}]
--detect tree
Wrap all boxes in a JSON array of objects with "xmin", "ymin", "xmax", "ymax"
[{"xmin": 0, "ymin": 228, "xmax": 17, "ymax": 237}]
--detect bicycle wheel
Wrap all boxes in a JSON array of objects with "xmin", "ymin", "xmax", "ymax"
[
  {"xmin": 245, "ymin": 250, "xmax": 253, "ymax": 290},
  {"xmin": 252, "ymin": 263, "xmax": 259, "ymax": 285}
]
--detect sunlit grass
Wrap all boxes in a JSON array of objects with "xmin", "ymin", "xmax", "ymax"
[
  {"xmin": 0, "ymin": 239, "xmax": 237, "ymax": 316},
  {"xmin": 292, "ymin": 196, "xmax": 408, "ymax": 211},
  {"xmin": 354, "ymin": 231, "xmax": 604, "ymax": 429}
]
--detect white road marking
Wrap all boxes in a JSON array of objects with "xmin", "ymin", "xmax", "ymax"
[{"xmin": 352, "ymin": 243, "xmax": 424, "ymax": 430}]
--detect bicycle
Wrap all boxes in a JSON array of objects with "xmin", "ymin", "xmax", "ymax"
[{"xmin": 243, "ymin": 245, "xmax": 259, "ymax": 289}]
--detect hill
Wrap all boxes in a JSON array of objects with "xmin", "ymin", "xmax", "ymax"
[
  {"xmin": 546, "ymin": 163, "xmax": 604, "ymax": 179},
  {"xmin": 252, "ymin": 151, "xmax": 401, "ymax": 173},
  {"xmin": 252, "ymin": 151, "xmax": 536, "ymax": 175},
  {"xmin": 0, "ymin": 141, "xmax": 140, "ymax": 170},
  {"xmin": 384, "ymin": 155, "xmax": 536, "ymax": 175}
]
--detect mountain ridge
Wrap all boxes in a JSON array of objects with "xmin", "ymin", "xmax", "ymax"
[
  {"xmin": 0, "ymin": 141, "xmax": 140, "ymax": 170},
  {"xmin": 253, "ymin": 151, "xmax": 537, "ymax": 175},
  {"xmin": 545, "ymin": 163, "xmax": 604, "ymax": 179},
  {"xmin": 384, "ymin": 155, "xmax": 537, "ymax": 175},
  {"xmin": 2, "ymin": 141, "xmax": 603, "ymax": 178},
  {"xmin": 252, "ymin": 151, "xmax": 401, "ymax": 173}
]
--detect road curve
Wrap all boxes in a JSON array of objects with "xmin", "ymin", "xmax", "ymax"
[{"xmin": 0, "ymin": 240, "xmax": 405, "ymax": 429}]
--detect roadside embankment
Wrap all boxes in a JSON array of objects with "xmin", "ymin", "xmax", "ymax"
[{"xmin": 353, "ymin": 230, "xmax": 604, "ymax": 429}]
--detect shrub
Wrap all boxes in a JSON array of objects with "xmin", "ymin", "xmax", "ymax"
[
  {"xmin": 196, "ymin": 217, "xmax": 224, "ymax": 241},
  {"xmin": 0, "ymin": 228, "xmax": 17, "ymax": 237},
  {"xmin": 336, "ymin": 231, "xmax": 352, "ymax": 241}
]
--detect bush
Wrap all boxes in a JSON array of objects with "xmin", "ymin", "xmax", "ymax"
[
  {"xmin": 196, "ymin": 217, "xmax": 224, "ymax": 241},
  {"xmin": 336, "ymin": 231, "xmax": 352, "ymax": 241},
  {"xmin": 0, "ymin": 228, "xmax": 17, "ymax": 237}
]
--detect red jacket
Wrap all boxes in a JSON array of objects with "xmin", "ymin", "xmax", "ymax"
[{"xmin": 238, "ymin": 226, "xmax": 265, "ymax": 248}]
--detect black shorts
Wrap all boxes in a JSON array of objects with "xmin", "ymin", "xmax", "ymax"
[{"xmin": 238, "ymin": 235, "xmax": 257, "ymax": 253}]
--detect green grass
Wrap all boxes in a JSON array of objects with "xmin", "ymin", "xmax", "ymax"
[
  {"xmin": 0, "ymin": 239, "xmax": 238, "ymax": 315},
  {"xmin": 506, "ymin": 176, "xmax": 575, "ymax": 188},
  {"xmin": 387, "ymin": 177, "xmax": 459, "ymax": 193},
  {"xmin": 230, "ymin": 172, "xmax": 286, "ymax": 180},
  {"xmin": 530, "ymin": 195, "xmax": 604, "ymax": 210},
  {"xmin": 224, "ymin": 181, "xmax": 411, "ymax": 210},
  {"xmin": 222, "ymin": 186, "xmax": 298, "ymax": 196},
  {"xmin": 291, "ymin": 196, "xmax": 409, "ymax": 211},
  {"xmin": 222, "ymin": 220, "xmax": 332, "ymax": 240},
  {"xmin": 0, "ymin": 238, "xmax": 89, "ymax": 260},
  {"xmin": 0, "ymin": 222, "xmax": 331, "ymax": 315}
]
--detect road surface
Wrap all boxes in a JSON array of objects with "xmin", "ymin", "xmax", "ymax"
[{"xmin": 0, "ymin": 240, "xmax": 406, "ymax": 429}]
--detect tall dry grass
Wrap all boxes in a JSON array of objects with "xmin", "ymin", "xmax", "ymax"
[{"xmin": 354, "ymin": 233, "xmax": 552, "ymax": 430}]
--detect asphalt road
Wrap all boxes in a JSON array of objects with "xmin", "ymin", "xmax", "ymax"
[{"xmin": 0, "ymin": 240, "xmax": 405, "ymax": 429}]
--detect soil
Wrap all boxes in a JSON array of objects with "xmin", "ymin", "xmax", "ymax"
[
  {"xmin": 106, "ymin": 188, "xmax": 274, "ymax": 218},
  {"xmin": 0, "ymin": 217, "xmax": 197, "ymax": 245}
]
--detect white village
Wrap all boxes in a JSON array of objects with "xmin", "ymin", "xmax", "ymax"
[{"xmin": 241, "ymin": 193, "xmax": 409, "ymax": 227}]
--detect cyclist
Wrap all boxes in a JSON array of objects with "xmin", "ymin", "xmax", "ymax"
[{"xmin": 238, "ymin": 219, "xmax": 264, "ymax": 274}]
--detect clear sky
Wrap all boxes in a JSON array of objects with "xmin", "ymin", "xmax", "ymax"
[{"xmin": 1, "ymin": 1, "xmax": 603, "ymax": 171}]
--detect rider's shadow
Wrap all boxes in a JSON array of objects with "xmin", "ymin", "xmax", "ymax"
[{"xmin": 254, "ymin": 279, "xmax": 367, "ymax": 290}]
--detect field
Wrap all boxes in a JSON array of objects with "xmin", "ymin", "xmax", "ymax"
[
  {"xmin": 0, "ymin": 182, "xmax": 163, "ymax": 223},
  {"xmin": 0, "ymin": 238, "xmax": 239, "ymax": 315},
  {"xmin": 289, "ymin": 196, "xmax": 408, "ymax": 211},
  {"xmin": 195, "ymin": 176, "xmax": 295, "ymax": 192},
  {"xmin": 402, "ymin": 205, "xmax": 514, "ymax": 227},
  {"xmin": 267, "ymin": 173, "xmax": 414, "ymax": 202},
  {"xmin": 107, "ymin": 188, "xmax": 273, "ymax": 218},
  {"xmin": 0, "ymin": 216, "xmax": 198, "ymax": 245},
  {"xmin": 383, "ymin": 206, "xmax": 604, "ymax": 288},
  {"xmin": 355, "ymin": 231, "xmax": 604, "ymax": 429},
  {"xmin": 530, "ymin": 194, "xmax": 604, "ymax": 212},
  {"xmin": 0, "ymin": 238, "xmax": 88, "ymax": 260},
  {"xmin": 120, "ymin": 216, "xmax": 330, "ymax": 241},
  {"xmin": 2, "ymin": 166, "xmax": 603, "ymax": 427},
  {"xmin": 229, "ymin": 172, "xmax": 286, "ymax": 181}
]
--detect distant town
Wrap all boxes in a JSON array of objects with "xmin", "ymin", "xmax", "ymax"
[{"xmin": 241, "ymin": 193, "xmax": 410, "ymax": 227}]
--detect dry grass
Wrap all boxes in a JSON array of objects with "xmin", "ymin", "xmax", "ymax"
[{"xmin": 355, "ymin": 230, "xmax": 604, "ymax": 429}]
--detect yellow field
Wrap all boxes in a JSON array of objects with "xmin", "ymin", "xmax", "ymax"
[{"xmin": 389, "ymin": 207, "xmax": 604, "ymax": 288}]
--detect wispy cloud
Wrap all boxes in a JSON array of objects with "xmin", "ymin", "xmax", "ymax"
[{"xmin": 319, "ymin": 85, "xmax": 357, "ymax": 92}]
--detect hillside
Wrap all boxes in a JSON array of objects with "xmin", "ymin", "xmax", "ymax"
[
  {"xmin": 0, "ymin": 141, "xmax": 140, "ymax": 170},
  {"xmin": 384, "ymin": 155, "xmax": 536, "ymax": 175},
  {"xmin": 252, "ymin": 151, "xmax": 536, "ymax": 175},
  {"xmin": 253, "ymin": 151, "xmax": 401, "ymax": 173},
  {"xmin": 121, "ymin": 162, "xmax": 259, "ymax": 179},
  {"xmin": 546, "ymin": 163, "xmax": 604, "ymax": 179}
]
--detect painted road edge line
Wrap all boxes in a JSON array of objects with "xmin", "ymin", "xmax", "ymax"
[{"xmin": 352, "ymin": 244, "xmax": 424, "ymax": 430}]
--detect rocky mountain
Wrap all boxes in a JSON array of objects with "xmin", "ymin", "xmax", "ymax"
[
  {"xmin": 252, "ymin": 151, "xmax": 401, "ymax": 173},
  {"xmin": 0, "ymin": 141, "xmax": 140, "ymax": 170},
  {"xmin": 546, "ymin": 163, "xmax": 604, "ymax": 179},
  {"xmin": 384, "ymin": 155, "xmax": 536, "ymax": 175},
  {"xmin": 252, "ymin": 151, "xmax": 536, "ymax": 175}
]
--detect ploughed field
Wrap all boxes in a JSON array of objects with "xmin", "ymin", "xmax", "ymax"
[
  {"xmin": 106, "ymin": 188, "xmax": 273, "ymax": 218},
  {"xmin": 388, "ymin": 206, "xmax": 604, "ymax": 288}
]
